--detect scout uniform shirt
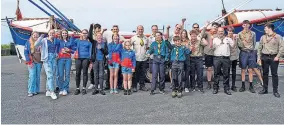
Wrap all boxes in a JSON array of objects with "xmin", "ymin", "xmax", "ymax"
[
  {"xmin": 237, "ymin": 30, "xmax": 256, "ymax": 51},
  {"xmin": 189, "ymin": 38, "xmax": 207, "ymax": 57},
  {"xmin": 213, "ymin": 36, "xmax": 234, "ymax": 57},
  {"xmin": 228, "ymin": 35, "xmax": 239, "ymax": 61},
  {"xmin": 131, "ymin": 34, "xmax": 149, "ymax": 61},
  {"xmin": 199, "ymin": 29, "xmax": 216, "ymax": 56},
  {"xmin": 257, "ymin": 33, "xmax": 284, "ymax": 60}
]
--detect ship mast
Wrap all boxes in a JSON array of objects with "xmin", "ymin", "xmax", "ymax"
[{"xmin": 221, "ymin": 0, "xmax": 229, "ymax": 26}]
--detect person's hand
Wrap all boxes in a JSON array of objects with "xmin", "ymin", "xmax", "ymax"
[
  {"xmin": 257, "ymin": 59, "xmax": 262, "ymax": 65},
  {"xmin": 132, "ymin": 69, "xmax": 135, "ymax": 72},
  {"xmin": 205, "ymin": 21, "xmax": 210, "ymax": 27},
  {"xmin": 40, "ymin": 34, "xmax": 45, "ymax": 38},
  {"xmin": 28, "ymin": 63, "xmax": 33, "ymax": 68},
  {"xmin": 274, "ymin": 56, "xmax": 279, "ymax": 61},
  {"xmin": 89, "ymin": 63, "xmax": 93, "ymax": 71},
  {"xmin": 182, "ymin": 18, "xmax": 186, "ymax": 23},
  {"xmin": 167, "ymin": 25, "xmax": 171, "ymax": 29}
]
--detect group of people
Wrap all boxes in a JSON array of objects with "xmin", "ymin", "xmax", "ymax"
[{"xmin": 24, "ymin": 18, "xmax": 283, "ymax": 100}]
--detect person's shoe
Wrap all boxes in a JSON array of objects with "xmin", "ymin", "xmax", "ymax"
[
  {"xmin": 114, "ymin": 89, "xmax": 119, "ymax": 94},
  {"xmin": 159, "ymin": 90, "xmax": 166, "ymax": 94},
  {"xmin": 99, "ymin": 90, "xmax": 106, "ymax": 95},
  {"xmin": 59, "ymin": 91, "xmax": 63, "ymax": 95},
  {"xmin": 169, "ymin": 85, "xmax": 173, "ymax": 89},
  {"xmin": 62, "ymin": 90, "xmax": 68, "ymax": 96},
  {"xmin": 33, "ymin": 92, "xmax": 38, "ymax": 95},
  {"xmin": 55, "ymin": 87, "xmax": 59, "ymax": 93},
  {"xmin": 139, "ymin": 86, "xmax": 148, "ymax": 91},
  {"xmin": 192, "ymin": 88, "xmax": 196, "ymax": 92},
  {"xmin": 132, "ymin": 87, "xmax": 137, "ymax": 92},
  {"xmin": 198, "ymin": 88, "xmax": 204, "ymax": 93},
  {"xmin": 150, "ymin": 90, "xmax": 155, "ymax": 95},
  {"xmin": 74, "ymin": 89, "xmax": 80, "ymax": 95},
  {"xmin": 224, "ymin": 90, "xmax": 232, "ymax": 95},
  {"xmin": 231, "ymin": 86, "xmax": 237, "ymax": 92},
  {"xmin": 28, "ymin": 93, "xmax": 33, "ymax": 97},
  {"xmin": 239, "ymin": 87, "xmax": 245, "ymax": 92},
  {"xmin": 213, "ymin": 89, "xmax": 218, "ymax": 94},
  {"xmin": 92, "ymin": 89, "xmax": 99, "ymax": 95},
  {"xmin": 124, "ymin": 90, "xmax": 128, "ymax": 95},
  {"xmin": 110, "ymin": 89, "xmax": 114, "ymax": 94},
  {"xmin": 273, "ymin": 92, "xmax": 280, "ymax": 98},
  {"xmin": 206, "ymin": 82, "xmax": 212, "ymax": 90},
  {"xmin": 184, "ymin": 88, "xmax": 190, "ymax": 93},
  {"xmin": 104, "ymin": 86, "xmax": 110, "ymax": 90},
  {"xmin": 258, "ymin": 89, "xmax": 268, "ymax": 94},
  {"xmin": 249, "ymin": 86, "xmax": 255, "ymax": 93},
  {"xmin": 172, "ymin": 91, "xmax": 177, "ymax": 98},
  {"xmin": 50, "ymin": 92, "xmax": 57, "ymax": 100},
  {"xmin": 177, "ymin": 92, "xmax": 182, "ymax": 98},
  {"xmin": 82, "ymin": 89, "xmax": 87, "ymax": 95},
  {"xmin": 88, "ymin": 84, "xmax": 94, "ymax": 90},
  {"xmin": 127, "ymin": 89, "xmax": 131, "ymax": 95},
  {"xmin": 46, "ymin": 91, "xmax": 51, "ymax": 96}
]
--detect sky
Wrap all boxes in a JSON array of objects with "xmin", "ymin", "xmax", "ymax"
[{"xmin": 1, "ymin": 0, "xmax": 284, "ymax": 44}]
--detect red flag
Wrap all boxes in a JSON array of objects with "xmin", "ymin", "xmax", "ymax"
[{"xmin": 15, "ymin": 0, "xmax": 23, "ymax": 20}]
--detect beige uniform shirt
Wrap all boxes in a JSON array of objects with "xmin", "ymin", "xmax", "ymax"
[
  {"xmin": 229, "ymin": 36, "xmax": 239, "ymax": 61},
  {"xmin": 257, "ymin": 33, "xmax": 284, "ymax": 59},
  {"xmin": 189, "ymin": 39, "xmax": 206, "ymax": 57},
  {"xmin": 237, "ymin": 30, "xmax": 256, "ymax": 51},
  {"xmin": 213, "ymin": 37, "xmax": 234, "ymax": 57},
  {"xmin": 131, "ymin": 35, "xmax": 149, "ymax": 61}
]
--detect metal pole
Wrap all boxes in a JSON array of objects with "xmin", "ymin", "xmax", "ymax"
[
  {"xmin": 28, "ymin": 0, "xmax": 71, "ymax": 30},
  {"xmin": 45, "ymin": 0, "xmax": 80, "ymax": 31},
  {"xmin": 39, "ymin": 0, "xmax": 79, "ymax": 31}
]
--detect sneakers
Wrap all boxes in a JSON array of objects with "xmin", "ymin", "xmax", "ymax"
[
  {"xmin": 231, "ymin": 86, "xmax": 237, "ymax": 92},
  {"xmin": 28, "ymin": 93, "xmax": 33, "ymax": 97},
  {"xmin": 177, "ymin": 92, "xmax": 182, "ymax": 98},
  {"xmin": 124, "ymin": 90, "xmax": 128, "ymax": 95},
  {"xmin": 239, "ymin": 87, "xmax": 246, "ymax": 92},
  {"xmin": 92, "ymin": 90, "xmax": 99, "ymax": 95},
  {"xmin": 46, "ymin": 91, "xmax": 51, "ymax": 96},
  {"xmin": 150, "ymin": 90, "xmax": 155, "ymax": 95},
  {"xmin": 114, "ymin": 89, "xmax": 119, "ymax": 94},
  {"xmin": 249, "ymin": 86, "xmax": 255, "ymax": 93},
  {"xmin": 88, "ymin": 84, "xmax": 94, "ymax": 90},
  {"xmin": 74, "ymin": 89, "xmax": 80, "ymax": 95},
  {"xmin": 82, "ymin": 89, "xmax": 87, "ymax": 95},
  {"xmin": 184, "ymin": 88, "xmax": 190, "ymax": 93},
  {"xmin": 172, "ymin": 91, "xmax": 177, "ymax": 98},
  {"xmin": 100, "ymin": 90, "xmax": 106, "ymax": 95},
  {"xmin": 50, "ymin": 92, "xmax": 57, "ymax": 100},
  {"xmin": 110, "ymin": 89, "xmax": 114, "ymax": 94},
  {"xmin": 59, "ymin": 91, "xmax": 63, "ymax": 95},
  {"xmin": 55, "ymin": 87, "xmax": 60, "ymax": 93},
  {"xmin": 139, "ymin": 86, "xmax": 148, "ymax": 91},
  {"xmin": 159, "ymin": 90, "xmax": 166, "ymax": 94},
  {"xmin": 62, "ymin": 90, "xmax": 68, "ymax": 96}
]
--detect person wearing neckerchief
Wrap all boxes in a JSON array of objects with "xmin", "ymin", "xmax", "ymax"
[
  {"xmin": 147, "ymin": 31, "xmax": 170, "ymax": 95},
  {"xmin": 257, "ymin": 23, "xmax": 284, "ymax": 98},
  {"xmin": 131, "ymin": 25, "xmax": 149, "ymax": 92},
  {"xmin": 237, "ymin": 20, "xmax": 261, "ymax": 93},
  {"xmin": 180, "ymin": 29, "xmax": 191, "ymax": 93},
  {"xmin": 170, "ymin": 36, "xmax": 191, "ymax": 98},
  {"xmin": 212, "ymin": 27, "xmax": 234, "ymax": 95}
]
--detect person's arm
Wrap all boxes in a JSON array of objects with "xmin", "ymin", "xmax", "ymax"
[
  {"xmin": 165, "ymin": 43, "xmax": 170, "ymax": 61},
  {"xmin": 185, "ymin": 46, "xmax": 191, "ymax": 55},
  {"xmin": 147, "ymin": 43, "xmax": 154, "ymax": 55},
  {"xmin": 101, "ymin": 28, "xmax": 107, "ymax": 36},
  {"xmin": 34, "ymin": 34, "xmax": 45, "ymax": 47},
  {"xmin": 228, "ymin": 38, "xmax": 234, "ymax": 47},
  {"xmin": 89, "ymin": 42, "xmax": 92, "ymax": 59},
  {"xmin": 181, "ymin": 18, "xmax": 186, "ymax": 31},
  {"xmin": 165, "ymin": 39, "xmax": 173, "ymax": 50},
  {"xmin": 132, "ymin": 52, "xmax": 136, "ymax": 70},
  {"xmin": 237, "ymin": 33, "xmax": 244, "ymax": 49},
  {"xmin": 201, "ymin": 38, "xmax": 208, "ymax": 46},
  {"xmin": 257, "ymin": 36, "xmax": 264, "ymax": 62},
  {"xmin": 24, "ymin": 42, "xmax": 31, "ymax": 64},
  {"xmin": 276, "ymin": 35, "xmax": 284, "ymax": 59},
  {"xmin": 101, "ymin": 42, "xmax": 108, "ymax": 55},
  {"xmin": 88, "ymin": 24, "xmax": 94, "ymax": 42}
]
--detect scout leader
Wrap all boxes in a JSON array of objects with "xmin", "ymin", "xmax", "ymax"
[{"xmin": 257, "ymin": 23, "xmax": 284, "ymax": 98}]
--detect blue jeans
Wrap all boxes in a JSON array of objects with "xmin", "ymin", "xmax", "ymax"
[
  {"xmin": 27, "ymin": 63, "xmax": 42, "ymax": 93},
  {"xmin": 58, "ymin": 58, "xmax": 72, "ymax": 91},
  {"xmin": 43, "ymin": 53, "xmax": 57, "ymax": 92},
  {"xmin": 151, "ymin": 56, "xmax": 165, "ymax": 91}
]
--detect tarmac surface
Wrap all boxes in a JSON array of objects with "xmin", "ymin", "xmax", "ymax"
[{"xmin": 1, "ymin": 56, "xmax": 284, "ymax": 124}]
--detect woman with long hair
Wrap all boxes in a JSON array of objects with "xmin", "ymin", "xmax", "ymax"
[
  {"xmin": 34, "ymin": 29, "xmax": 60, "ymax": 100},
  {"xmin": 57, "ymin": 29, "xmax": 76, "ymax": 96},
  {"xmin": 74, "ymin": 29, "xmax": 92, "ymax": 95},
  {"xmin": 24, "ymin": 31, "xmax": 44, "ymax": 97},
  {"xmin": 181, "ymin": 29, "xmax": 191, "ymax": 92}
]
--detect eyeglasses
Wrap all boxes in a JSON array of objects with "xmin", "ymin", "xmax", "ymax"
[
  {"xmin": 193, "ymin": 27, "xmax": 199, "ymax": 29},
  {"xmin": 82, "ymin": 32, "xmax": 88, "ymax": 34}
]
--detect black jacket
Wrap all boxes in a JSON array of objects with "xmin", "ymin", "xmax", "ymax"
[{"xmin": 88, "ymin": 24, "xmax": 108, "ymax": 62}]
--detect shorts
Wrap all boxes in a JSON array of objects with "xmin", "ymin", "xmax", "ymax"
[
  {"xmin": 239, "ymin": 50, "xmax": 257, "ymax": 69},
  {"xmin": 205, "ymin": 54, "xmax": 214, "ymax": 67},
  {"xmin": 121, "ymin": 67, "xmax": 133, "ymax": 74},
  {"xmin": 108, "ymin": 62, "xmax": 119, "ymax": 69}
]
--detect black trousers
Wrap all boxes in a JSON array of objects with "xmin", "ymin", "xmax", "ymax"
[
  {"xmin": 213, "ymin": 56, "xmax": 230, "ymax": 90},
  {"xmin": 172, "ymin": 61, "xmax": 184, "ymax": 92},
  {"xmin": 133, "ymin": 61, "xmax": 146, "ymax": 88},
  {"xmin": 90, "ymin": 68, "xmax": 95, "ymax": 85},
  {"xmin": 262, "ymin": 54, "xmax": 279, "ymax": 92},
  {"xmin": 190, "ymin": 57, "xmax": 203, "ymax": 89},
  {"xmin": 93, "ymin": 61, "xmax": 104, "ymax": 90},
  {"xmin": 75, "ymin": 58, "xmax": 89, "ymax": 88},
  {"xmin": 228, "ymin": 59, "xmax": 237, "ymax": 87},
  {"xmin": 183, "ymin": 58, "xmax": 190, "ymax": 89}
]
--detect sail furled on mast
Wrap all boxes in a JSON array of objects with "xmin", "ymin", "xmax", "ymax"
[{"xmin": 15, "ymin": 0, "xmax": 23, "ymax": 20}]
